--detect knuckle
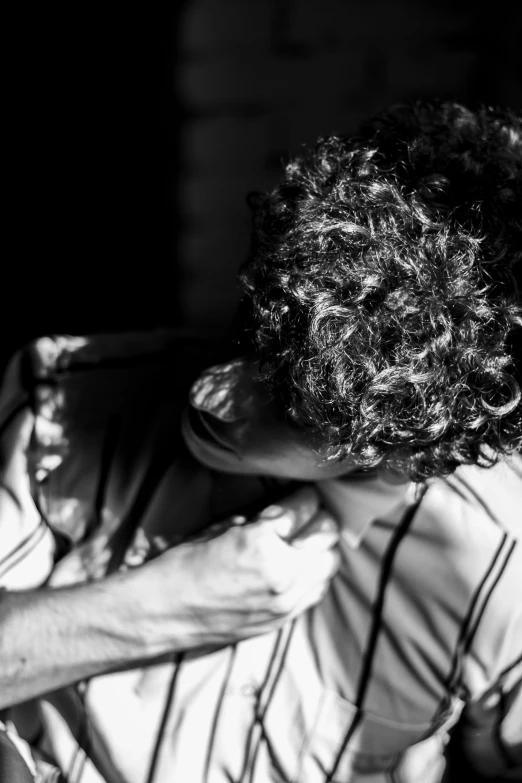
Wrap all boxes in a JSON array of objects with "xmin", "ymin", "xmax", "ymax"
[{"xmin": 233, "ymin": 522, "xmax": 259, "ymax": 550}]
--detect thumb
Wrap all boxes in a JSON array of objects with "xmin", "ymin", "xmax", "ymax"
[
  {"xmin": 289, "ymin": 509, "xmax": 339, "ymax": 550},
  {"xmin": 256, "ymin": 485, "xmax": 321, "ymax": 540}
]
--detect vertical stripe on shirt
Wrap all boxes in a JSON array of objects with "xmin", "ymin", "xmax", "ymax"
[
  {"xmin": 248, "ymin": 620, "xmax": 298, "ymax": 783},
  {"xmin": 237, "ymin": 629, "xmax": 286, "ymax": 783},
  {"xmin": 463, "ymin": 539, "xmax": 517, "ymax": 656},
  {"xmin": 499, "ymin": 653, "xmax": 522, "ymax": 680},
  {"xmin": 204, "ymin": 645, "xmax": 238, "ymax": 783},
  {"xmin": 442, "ymin": 533, "xmax": 514, "ymax": 701},
  {"xmin": 106, "ymin": 456, "xmax": 174, "ymax": 575},
  {"xmin": 325, "ymin": 494, "xmax": 424, "ymax": 783},
  {"xmin": 235, "ymin": 621, "xmax": 295, "ymax": 783},
  {"xmin": 146, "ymin": 653, "xmax": 185, "ymax": 783},
  {"xmin": 68, "ymin": 683, "xmax": 92, "ymax": 783}
]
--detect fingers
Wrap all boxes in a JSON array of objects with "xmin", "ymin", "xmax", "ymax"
[
  {"xmin": 255, "ymin": 485, "xmax": 321, "ymax": 540},
  {"xmin": 255, "ymin": 503, "xmax": 339, "ymax": 553},
  {"xmin": 295, "ymin": 546, "xmax": 341, "ymax": 589},
  {"xmin": 250, "ymin": 495, "xmax": 340, "ymax": 599},
  {"xmin": 287, "ymin": 509, "xmax": 339, "ymax": 550},
  {"xmin": 263, "ymin": 534, "xmax": 340, "ymax": 596},
  {"xmin": 287, "ymin": 577, "xmax": 334, "ymax": 618},
  {"xmin": 267, "ymin": 547, "xmax": 340, "ymax": 615},
  {"xmin": 236, "ymin": 546, "xmax": 340, "ymax": 638}
]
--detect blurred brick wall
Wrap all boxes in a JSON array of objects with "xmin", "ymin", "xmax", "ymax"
[
  {"xmin": 173, "ymin": 0, "xmax": 521, "ymax": 332},
  {"xmin": 2, "ymin": 1, "xmax": 519, "ymax": 373}
]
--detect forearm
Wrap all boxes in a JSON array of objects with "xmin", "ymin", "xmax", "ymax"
[
  {"xmin": 0, "ymin": 487, "xmax": 340, "ymax": 709},
  {"xmin": 0, "ymin": 566, "xmax": 177, "ymax": 709}
]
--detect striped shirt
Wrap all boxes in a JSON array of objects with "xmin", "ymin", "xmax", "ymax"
[{"xmin": 1, "ymin": 331, "xmax": 521, "ymax": 783}]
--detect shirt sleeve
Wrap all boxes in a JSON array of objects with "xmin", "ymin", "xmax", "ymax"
[{"xmin": 0, "ymin": 347, "xmax": 57, "ymax": 590}]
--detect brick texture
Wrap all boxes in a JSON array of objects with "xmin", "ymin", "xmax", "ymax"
[{"xmin": 174, "ymin": 0, "xmax": 521, "ymax": 329}]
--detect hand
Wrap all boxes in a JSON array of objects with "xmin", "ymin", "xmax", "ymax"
[{"xmin": 142, "ymin": 486, "xmax": 340, "ymax": 649}]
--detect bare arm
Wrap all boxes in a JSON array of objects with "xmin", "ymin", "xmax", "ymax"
[
  {"xmin": 0, "ymin": 487, "xmax": 339, "ymax": 708},
  {"xmin": 0, "ymin": 567, "xmax": 161, "ymax": 708}
]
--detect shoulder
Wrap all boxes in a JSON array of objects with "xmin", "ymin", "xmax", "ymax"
[
  {"xmin": 441, "ymin": 452, "xmax": 522, "ymax": 539},
  {"xmin": 0, "ymin": 329, "xmax": 215, "ymax": 549},
  {"xmin": 415, "ymin": 452, "xmax": 522, "ymax": 549},
  {"xmin": 414, "ymin": 454, "xmax": 522, "ymax": 689},
  {"xmin": 415, "ymin": 454, "xmax": 522, "ymax": 621}
]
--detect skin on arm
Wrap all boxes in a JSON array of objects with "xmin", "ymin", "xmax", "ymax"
[{"xmin": 0, "ymin": 486, "xmax": 339, "ymax": 709}]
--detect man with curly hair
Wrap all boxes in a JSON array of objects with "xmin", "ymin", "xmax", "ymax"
[
  {"xmin": 178, "ymin": 100, "xmax": 522, "ymax": 782},
  {"xmin": 0, "ymin": 101, "xmax": 521, "ymax": 782}
]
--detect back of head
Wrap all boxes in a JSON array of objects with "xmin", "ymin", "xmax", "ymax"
[{"xmin": 236, "ymin": 100, "xmax": 522, "ymax": 481}]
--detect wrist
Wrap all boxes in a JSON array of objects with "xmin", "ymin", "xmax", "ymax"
[{"xmin": 127, "ymin": 553, "xmax": 191, "ymax": 656}]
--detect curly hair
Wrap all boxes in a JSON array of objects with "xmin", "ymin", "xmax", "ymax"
[{"xmin": 236, "ymin": 100, "xmax": 522, "ymax": 482}]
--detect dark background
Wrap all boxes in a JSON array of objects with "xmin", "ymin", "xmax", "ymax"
[{"xmin": 4, "ymin": 0, "xmax": 521, "ymax": 368}]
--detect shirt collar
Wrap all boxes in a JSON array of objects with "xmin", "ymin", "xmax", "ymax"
[{"xmin": 317, "ymin": 473, "xmax": 414, "ymax": 549}]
